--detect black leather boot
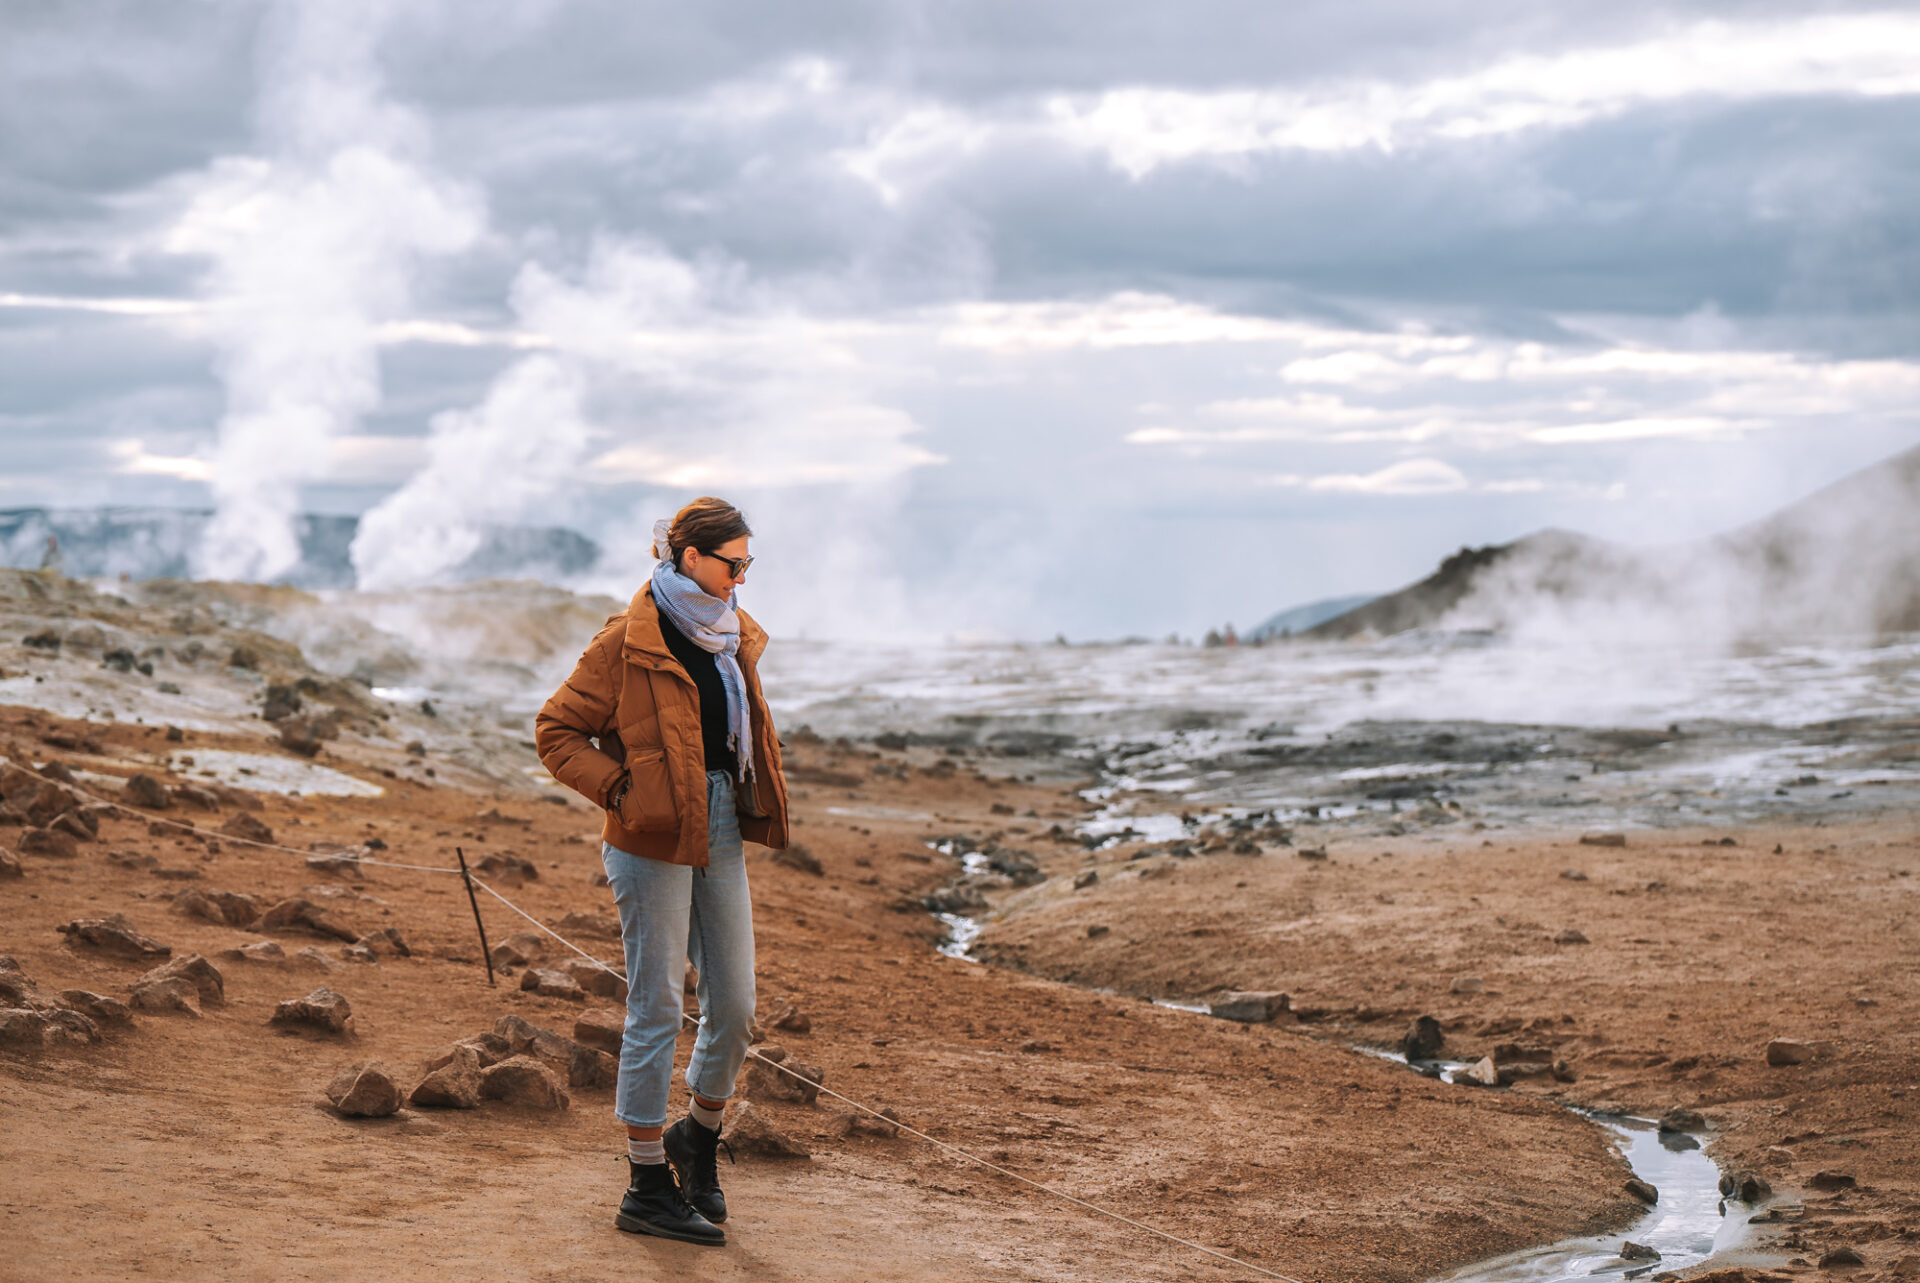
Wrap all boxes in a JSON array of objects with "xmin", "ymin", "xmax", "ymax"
[
  {"xmin": 616, "ymin": 1158, "xmax": 725, "ymax": 1246},
  {"xmin": 663, "ymin": 1116, "xmax": 735, "ymax": 1225}
]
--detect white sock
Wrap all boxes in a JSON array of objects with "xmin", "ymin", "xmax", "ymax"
[
  {"xmin": 688, "ymin": 1099, "xmax": 724, "ymax": 1131},
  {"xmin": 628, "ymin": 1137, "xmax": 665, "ymax": 1164}
]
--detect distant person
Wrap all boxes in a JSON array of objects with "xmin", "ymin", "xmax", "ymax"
[{"xmin": 535, "ymin": 496, "xmax": 790, "ymax": 1248}]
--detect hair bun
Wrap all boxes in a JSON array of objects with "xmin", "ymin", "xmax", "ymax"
[{"xmin": 651, "ymin": 517, "xmax": 675, "ymax": 564}]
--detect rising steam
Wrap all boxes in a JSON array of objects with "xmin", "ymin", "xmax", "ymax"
[{"xmin": 171, "ymin": 0, "xmax": 480, "ymax": 582}]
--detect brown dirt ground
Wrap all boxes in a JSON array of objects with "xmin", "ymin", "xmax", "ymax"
[
  {"xmin": 976, "ymin": 817, "xmax": 1920, "ymax": 1278},
  {"xmin": 3, "ymin": 704, "xmax": 1909, "ymax": 1282}
]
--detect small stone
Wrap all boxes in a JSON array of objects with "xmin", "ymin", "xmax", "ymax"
[
  {"xmin": 411, "ymin": 1045, "xmax": 484, "ymax": 1109},
  {"xmin": 325, "ymin": 1062, "xmax": 405, "ymax": 1117},
  {"xmin": 59, "ymin": 990, "xmax": 133, "ymax": 1027},
  {"xmin": 48, "ymin": 812, "xmax": 94, "ymax": 843},
  {"xmin": 422, "ymin": 1039, "xmax": 503, "ymax": 1074},
  {"xmin": 1578, "ymin": 832, "xmax": 1627, "ymax": 847},
  {"xmin": 835, "ymin": 1106, "xmax": 901, "ymax": 1139},
  {"xmin": 219, "ymin": 812, "xmax": 274, "ymax": 845},
  {"xmin": 123, "ymin": 774, "xmax": 173, "ymax": 810},
  {"xmin": 353, "ymin": 927, "xmax": 410, "ymax": 958},
  {"xmin": 58, "ymin": 914, "xmax": 171, "ymax": 960},
  {"xmin": 561, "ymin": 958, "xmax": 626, "ymax": 1001},
  {"xmin": 19, "ymin": 828, "xmax": 78, "ymax": 859},
  {"xmin": 1072, "ymin": 869, "xmax": 1097, "ymax": 889},
  {"xmin": 1459, "ymin": 1055, "xmax": 1501, "ymax": 1087},
  {"xmin": 0, "ymin": 1007, "xmax": 50, "ymax": 1046},
  {"xmin": 479, "ymin": 1055, "xmax": 570, "ymax": 1109},
  {"xmin": 1208, "ymin": 991, "xmax": 1289, "ymax": 1024},
  {"xmin": 43, "ymin": 1007, "xmax": 100, "ymax": 1045},
  {"xmin": 171, "ymin": 785, "xmax": 219, "ymax": 811},
  {"xmin": 270, "ymin": 987, "xmax": 355, "ymax": 1035},
  {"xmin": 1624, "ymin": 1177, "xmax": 1659, "ymax": 1205},
  {"xmin": 294, "ymin": 946, "xmax": 336, "ymax": 970},
  {"xmin": 747, "ymin": 1053, "xmax": 823, "ymax": 1105},
  {"xmin": 488, "ymin": 931, "xmax": 547, "ymax": 968},
  {"xmin": 340, "ymin": 943, "xmax": 378, "ymax": 964},
  {"xmin": 1450, "ymin": 975, "xmax": 1485, "ymax": 994},
  {"xmin": 771, "ymin": 844, "xmax": 823, "ymax": 876},
  {"xmin": 1659, "ymin": 1106, "xmax": 1706, "ymax": 1134},
  {"xmin": 220, "ymin": 940, "xmax": 287, "ymax": 964},
  {"xmin": 131, "ymin": 954, "xmax": 225, "ymax": 1008},
  {"xmin": 1766, "ymin": 1037, "xmax": 1814, "ymax": 1066},
  {"xmin": 726, "ymin": 1101, "xmax": 811, "ymax": 1158},
  {"xmin": 256, "ymin": 897, "xmax": 360, "ymax": 942},
  {"xmin": 766, "ymin": 998, "xmax": 811, "ymax": 1034},
  {"xmin": 519, "ymin": 967, "xmax": 586, "ymax": 1001},
  {"xmin": 1403, "ymin": 1015, "xmax": 1445, "ymax": 1060},
  {"xmin": 1086, "ymin": 924, "xmax": 1109, "ymax": 938},
  {"xmin": 555, "ymin": 911, "xmax": 621, "ymax": 941},
  {"xmin": 1718, "ymin": 1170, "xmax": 1772, "ymax": 1202},
  {"xmin": 473, "ymin": 852, "xmax": 538, "ymax": 881},
  {"xmin": 1553, "ymin": 928, "xmax": 1589, "ymax": 945},
  {"xmin": 1808, "ymin": 1170, "xmax": 1857, "ymax": 1190},
  {"xmin": 1559, "ymin": 869, "xmax": 1588, "ymax": 881},
  {"xmin": 0, "ymin": 849, "xmax": 21, "ymax": 878},
  {"xmin": 172, "ymin": 888, "xmax": 259, "ymax": 927},
  {"xmin": 1619, "ymin": 1240, "xmax": 1660, "ymax": 1261},
  {"xmin": 492, "ymin": 1014, "xmax": 575, "ymax": 1063},
  {"xmin": 573, "ymin": 1008, "xmax": 625, "ymax": 1056},
  {"xmin": 1819, "ymin": 1248, "xmax": 1864, "ymax": 1268},
  {"xmin": 567, "ymin": 1043, "xmax": 617, "ymax": 1089}
]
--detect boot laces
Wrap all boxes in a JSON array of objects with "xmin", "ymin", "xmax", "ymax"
[{"xmin": 684, "ymin": 1125, "xmax": 734, "ymax": 1190}]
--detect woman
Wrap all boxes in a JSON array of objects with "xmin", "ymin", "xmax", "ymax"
[{"xmin": 535, "ymin": 496, "xmax": 789, "ymax": 1247}]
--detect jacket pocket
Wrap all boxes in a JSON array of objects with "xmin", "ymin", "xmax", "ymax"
[{"xmin": 617, "ymin": 746, "xmax": 679, "ymax": 832}]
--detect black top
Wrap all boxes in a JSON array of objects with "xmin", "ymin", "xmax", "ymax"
[{"xmin": 659, "ymin": 612, "xmax": 736, "ymax": 773}]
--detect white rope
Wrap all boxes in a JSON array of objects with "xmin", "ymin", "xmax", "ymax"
[{"xmin": 469, "ymin": 876, "xmax": 1307, "ymax": 1283}]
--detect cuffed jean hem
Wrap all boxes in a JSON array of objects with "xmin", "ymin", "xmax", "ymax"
[{"xmin": 603, "ymin": 769, "xmax": 757, "ymax": 1129}]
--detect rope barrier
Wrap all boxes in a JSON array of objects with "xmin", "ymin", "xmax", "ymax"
[{"xmin": 34, "ymin": 762, "xmax": 1304, "ymax": 1282}]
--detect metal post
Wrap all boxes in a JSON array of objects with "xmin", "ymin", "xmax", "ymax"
[{"xmin": 455, "ymin": 846, "xmax": 496, "ymax": 987}]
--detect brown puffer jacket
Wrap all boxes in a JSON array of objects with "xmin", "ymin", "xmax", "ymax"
[{"xmin": 535, "ymin": 583, "xmax": 790, "ymax": 866}]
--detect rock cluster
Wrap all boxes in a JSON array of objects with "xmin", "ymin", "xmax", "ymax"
[
  {"xmin": 130, "ymin": 954, "xmax": 226, "ymax": 1017},
  {"xmin": 0, "ymin": 955, "xmax": 119, "ymax": 1050}
]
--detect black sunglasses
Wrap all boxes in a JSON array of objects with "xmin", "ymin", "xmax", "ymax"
[{"xmin": 701, "ymin": 549, "xmax": 752, "ymax": 578}]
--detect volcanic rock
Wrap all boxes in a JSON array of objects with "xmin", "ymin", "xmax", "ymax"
[
  {"xmin": 270, "ymin": 987, "xmax": 355, "ymax": 1035},
  {"xmin": 325, "ymin": 1062, "xmax": 405, "ymax": 1117},
  {"xmin": 123, "ymin": 774, "xmax": 172, "ymax": 810},
  {"xmin": 294, "ymin": 946, "xmax": 335, "ymax": 969},
  {"xmin": 480, "ymin": 1055, "xmax": 569, "ymax": 1109},
  {"xmin": 1209, "ymin": 991, "xmax": 1289, "ymax": 1023},
  {"xmin": 573, "ymin": 1008, "xmax": 625, "ymax": 1057},
  {"xmin": 835, "ymin": 1106, "xmax": 902, "ymax": 1139},
  {"xmin": 561, "ymin": 958, "xmax": 626, "ymax": 1000},
  {"xmin": 172, "ymin": 888, "xmax": 260, "ymax": 928},
  {"xmin": 48, "ymin": 811, "xmax": 94, "ymax": 843},
  {"xmin": 1624, "ymin": 1177, "xmax": 1660, "ymax": 1205},
  {"xmin": 411, "ymin": 1045, "xmax": 484, "ymax": 1109},
  {"xmin": 765, "ymin": 997, "xmax": 811, "ymax": 1034},
  {"xmin": 256, "ymin": 898, "xmax": 360, "ymax": 942},
  {"xmin": 0, "ymin": 1007, "xmax": 50, "ymax": 1046},
  {"xmin": 1403, "ymin": 1015, "xmax": 1446, "ymax": 1060},
  {"xmin": 567, "ymin": 1043, "xmax": 617, "ymax": 1089},
  {"xmin": 1553, "ymin": 928, "xmax": 1589, "ymax": 945},
  {"xmin": 1450, "ymin": 975, "xmax": 1485, "ymax": 994},
  {"xmin": 1619, "ymin": 1241, "xmax": 1660, "ymax": 1261},
  {"xmin": 1809, "ymin": 1169, "xmax": 1857, "ymax": 1190},
  {"xmin": 219, "ymin": 812, "xmax": 275, "ymax": 845},
  {"xmin": 519, "ymin": 967, "xmax": 586, "ymax": 1001},
  {"xmin": 473, "ymin": 852, "xmax": 538, "ymax": 881},
  {"xmin": 1578, "ymin": 832, "xmax": 1627, "ymax": 847},
  {"xmin": 0, "ymin": 849, "xmax": 21, "ymax": 878},
  {"xmin": 746, "ymin": 1046, "xmax": 823, "ymax": 1105},
  {"xmin": 725, "ymin": 1102, "xmax": 810, "ymax": 1158},
  {"xmin": 1659, "ymin": 1106, "xmax": 1707, "ymax": 1134},
  {"xmin": 771, "ymin": 844, "xmax": 823, "ymax": 875},
  {"xmin": 488, "ymin": 931, "xmax": 547, "ymax": 968},
  {"xmin": 1459, "ymin": 1056, "xmax": 1501, "ymax": 1087},
  {"xmin": 58, "ymin": 914, "xmax": 171, "ymax": 960},
  {"xmin": 1819, "ymin": 1248, "xmax": 1864, "ymax": 1268},
  {"xmin": 555, "ymin": 910, "xmax": 621, "ymax": 941},
  {"xmin": 1072, "ymin": 869, "xmax": 1097, "ymax": 889},
  {"xmin": 131, "ymin": 954, "xmax": 225, "ymax": 1011},
  {"xmin": 493, "ymin": 1014, "xmax": 575, "ymax": 1063},
  {"xmin": 59, "ymin": 991, "xmax": 133, "ymax": 1027},
  {"xmin": 353, "ymin": 927, "xmax": 410, "ymax": 958},
  {"xmin": 19, "ymin": 828, "xmax": 77, "ymax": 859},
  {"xmin": 1766, "ymin": 1037, "xmax": 1814, "ymax": 1066}
]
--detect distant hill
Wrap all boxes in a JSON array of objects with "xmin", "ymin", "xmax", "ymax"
[
  {"xmin": 0, "ymin": 507, "xmax": 600, "ymax": 590},
  {"xmin": 1303, "ymin": 442, "xmax": 1920, "ymax": 641},
  {"xmin": 1247, "ymin": 593, "xmax": 1378, "ymax": 640}
]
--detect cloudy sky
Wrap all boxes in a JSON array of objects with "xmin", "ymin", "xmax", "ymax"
[{"xmin": 3, "ymin": 0, "xmax": 1918, "ymax": 640}]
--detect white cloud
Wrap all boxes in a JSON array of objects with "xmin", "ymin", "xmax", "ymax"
[
  {"xmin": 112, "ymin": 440, "xmax": 212, "ymax": 483},
  {"xmin": 1270, "ymin": 458, "xmax": 1472, "ymax": 495},
  {"xmin": 1044, "ymin": 12, "xmax": 1920, "ymax": 176}
]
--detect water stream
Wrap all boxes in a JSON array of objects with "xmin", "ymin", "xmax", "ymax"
[{"xmin": 931, "ymin": 907, "xmax": 1769, "ymax": 1280}]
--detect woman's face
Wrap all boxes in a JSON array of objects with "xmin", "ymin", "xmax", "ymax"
[{"xmin": 683, "ymin": 535, "xmax": 750, "ymax": 602}]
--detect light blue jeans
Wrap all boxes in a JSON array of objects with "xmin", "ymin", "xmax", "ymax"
[{"xmin": 602, "ymin": 770, "xmax": 757, "ymax": 1128}]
